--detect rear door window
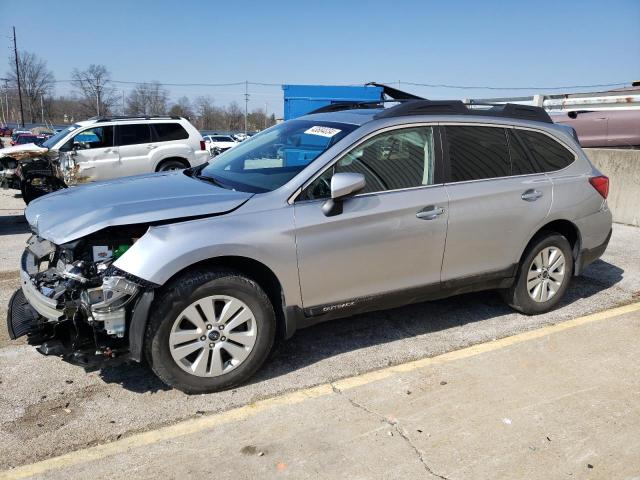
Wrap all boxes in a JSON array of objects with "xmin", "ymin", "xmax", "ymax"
[
  {"xmin": 116, "ymin": 124, "xmax": 151, "ymax": 146},
  {"xmin": 152, "ymin": 123, "xmax": 189, "ymax": 142},
  {"xmin": 516, "ymin": 130, "xmax": 575, "ymax": 172},
  {"xmin": 445, "ymin": 126, "xmax": 510, "ymax": 182}
]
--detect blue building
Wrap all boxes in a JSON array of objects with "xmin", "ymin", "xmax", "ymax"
[{"xmin": 282, "ymin": 84, "xmax": 384, "ymax": 120}]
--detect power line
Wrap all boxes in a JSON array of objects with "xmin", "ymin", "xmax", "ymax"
[
  {"xmin": 400, "ymin": 81, "xmax": 629, "ymax": 91},
  {"xmin": 49, "ymin": 79, "xmax": 630, "ymax": 91}
]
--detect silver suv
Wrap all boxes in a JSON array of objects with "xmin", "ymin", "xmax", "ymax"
[{"xmin": 8, "ymin": 100, "xmax": 612, "ymax": 393}]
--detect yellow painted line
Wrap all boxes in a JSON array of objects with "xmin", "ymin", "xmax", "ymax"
[{"xmin": 3, "ymin": 301, "xmax": 640, "ymax": 480}]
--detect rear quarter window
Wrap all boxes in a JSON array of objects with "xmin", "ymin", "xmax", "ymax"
[
  {"xmin": 152, "ymin": 123, "xmax": 189, "ymax": 142},
  {"xmin": 517, "ymin": 130, "xmax": 575, "ymax": 172}
]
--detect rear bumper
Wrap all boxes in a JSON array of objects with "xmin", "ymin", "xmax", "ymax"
[{"xmin": 576, "ymin": 228, "xmax": 612, "ymax": 275}]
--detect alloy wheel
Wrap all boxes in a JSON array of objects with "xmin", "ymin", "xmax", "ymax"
[
  {"xmin": 526, "ymin": 246, "xmax": 566, "ymax": 303},
  {"xmin": 169, "ymin": 295, "xmax": 258, "ymax": 377}
]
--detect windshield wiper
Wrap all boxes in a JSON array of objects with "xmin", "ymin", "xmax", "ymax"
[{"xmin": 195, "ymin": 173, "xmax": 228, "ymax": 189}]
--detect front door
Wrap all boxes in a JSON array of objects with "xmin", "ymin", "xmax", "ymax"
[
  {"xmin": 293, "ymin": 125, "xmax": 448, "ymax": 314},
  {"xmin": 68, "ymin": 125, "xmax": 119, "ymax": 182}
]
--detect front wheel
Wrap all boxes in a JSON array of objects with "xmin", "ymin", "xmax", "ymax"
[
  {"xmin": 145, "ymin": 269, "xmax": 276, "ymax": 393},
  {"xmin": 21, "ymin": 175, "xmax": 66, "ymax": 205},
  {"xmin": 502, "ymin": 233, "xmax": 574, "ymax": 315}
]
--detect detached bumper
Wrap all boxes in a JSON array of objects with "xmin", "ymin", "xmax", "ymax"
[
  {"xmin": 20, "ymin": 250, "xmax": 64, "ymax": 321},
  {"xmin": 20, "ymin": 269, "xmax": 64, "ymax": 321}
]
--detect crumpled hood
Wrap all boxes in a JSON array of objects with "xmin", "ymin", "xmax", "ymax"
[
  {"xmin": 0, "ymin": 143, "xmax": 48, "ymax": 160},
  {"xmin": 25, "ymin": 171, "xmax": 253, "ymax": 244}
]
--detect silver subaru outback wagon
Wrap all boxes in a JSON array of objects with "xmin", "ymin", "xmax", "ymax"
[{"xmin": 8, "ymin": 100, "xmax": 612, "ymax": 393}]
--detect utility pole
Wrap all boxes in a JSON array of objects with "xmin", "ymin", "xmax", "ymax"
[
  {"xmin": 96, "ymin": 78, "xmax": 101, "ymax": 116},
  {"xmin": 122, "ymin": 90, "xmax": 125, "ymax": 115},
  {"xmin": 244, "ymin": 80, "xmax": 249, "ymax": 134},
  {"xmin": 40, "ymin": 94, "xmax": 44, "ymax": 124},
  {"xmin": 12, "ymin": 27, "xmax": 25, "ymax": 127},
  {"xmin": 264, "ymin": 102, "xmax": 268, "ymax": 130}
]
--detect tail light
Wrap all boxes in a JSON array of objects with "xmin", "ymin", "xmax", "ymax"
[
  {"xmin": 589, "ymin": 175, "xmax": 609, "ymax": 199},
  {"xmin": 200, "ymin": 140, "xmax": 206, "ymax": 151}
]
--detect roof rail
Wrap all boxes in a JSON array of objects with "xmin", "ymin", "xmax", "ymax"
[
  {"xmin": 93, "ymin": 115, "xmax": 183, "ymax": 122},
  {"xmin": 373, "ymin": 100, "xmax": 553, "ymax": 124}
]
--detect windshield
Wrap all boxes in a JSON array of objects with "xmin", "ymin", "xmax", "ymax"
[
  {"xmin": 42, "ymin": 124, "xmax": 80, "ymax": 149},
  {"xmin": 197, "ymin": 120, "xmax": 356, "ymax": 193}
]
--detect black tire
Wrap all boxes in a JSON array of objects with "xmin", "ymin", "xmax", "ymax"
[
  {"xmin": 145, "ymin": 269, "xmax": 276, "ymax": 394},
  {"xmin": 156, "ymin": 159, "xmax": 188, "ymax": 172},
  {"xmin": 502, "ymin": 232, "xmax": 574, "ymax": 315},
  {"xmin": 21, "ymin": 175, "xmax": 66, "ymax": 205}
]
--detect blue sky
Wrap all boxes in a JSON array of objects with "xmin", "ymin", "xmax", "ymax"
[{"xmin": 1, "ymin": 0, "xmax": 639, "ymax": 115}]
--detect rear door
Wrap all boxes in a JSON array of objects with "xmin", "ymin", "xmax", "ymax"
[
  {"xmin": 294, "ymin": 125, "xmax": 449, "ymax": 313},
  {"xmin": 440, "ymin": 124, "xmax": 553, "ymax": 285},
  {"xmin": 114, "ymin": 123, "xmax": 153, "ymax": 176}
]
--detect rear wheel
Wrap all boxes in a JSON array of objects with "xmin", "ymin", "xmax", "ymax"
[
  {"xmin": 145, "ymin": 269, "xmax": 276, "ymax": 393},
  {"xmin": 156, "ymin": 159, "xmax": 188, "ymax": 172},
  {"xmin": 502, "ymin": 233, "xmax": 574, "ymax": 314}
]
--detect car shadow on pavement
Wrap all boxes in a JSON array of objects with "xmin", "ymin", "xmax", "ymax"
[
  {"xmin": 97, "ymin": 259, "xmax": 623, "ymax": 394},
  {"xmin": 0, "ymin": 214, "xmax": 30, "ymax": 236}
]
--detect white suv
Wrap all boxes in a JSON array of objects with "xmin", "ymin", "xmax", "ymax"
[{"xmin": 1, "ymin": 116, "xmax": 211, "ymax": 203}]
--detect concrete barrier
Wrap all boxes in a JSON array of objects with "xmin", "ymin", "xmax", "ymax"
[{"xmin": 584, "ymin": 148, "xmax": 640, "ymax": 227}]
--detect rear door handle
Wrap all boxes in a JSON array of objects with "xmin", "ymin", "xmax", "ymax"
[
  {"xmin": 521, "ymin": 189, "xmax": 543, "ymax": 202},
  {"xmin": 416, "ymin": 206, "xmax": 445, "ymax": 220},
  {"xmin": 146, "ymin": 144, "xmax": 158, "ymax": 150}
]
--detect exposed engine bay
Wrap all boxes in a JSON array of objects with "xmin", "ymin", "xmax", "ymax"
[{"xmin": 9, "ymin": 227, "xmax": 155, "ymax": 368}]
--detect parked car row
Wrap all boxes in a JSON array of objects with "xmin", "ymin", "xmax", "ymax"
[
  {"xmin": 6, "ymin": 100, "xmax": 611, "ymax": 393},
  {"xmin": 0, "ymin": 116, "xmax": 211, "ymax": 203}
]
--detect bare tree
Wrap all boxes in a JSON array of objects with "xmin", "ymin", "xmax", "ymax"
[
  {"xmin": 126, "ymin": 82, "xmax": 169, "ymax": 116},
  {"xmin": 194, "ymin": 96, "xmax": 224, "ymax": 130},
  {"xmin": 226, "ymin": 102, "xmax": 244, "ymax": 131},
  {"xmin": 168, "ymin": 96, "xmax": 193, "ymax": 119},
  {"xmin": 71, "ymin": 64, "xmax": 118, "ymax": 117},
  {"xmin": 7, "ymin": 51, "xmax": 55, "ymax": 124}
]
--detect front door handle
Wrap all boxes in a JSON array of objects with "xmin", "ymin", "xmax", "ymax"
[
  {"xmin": 521, "ymin": 189, "xmax": 543, "ymax": 202},
  {"xmin": 416, "ymin": 206, "xmax": 445, "ymax": 220},
  {"xmin": 146, "ymin": 144, "xmax": 158, "ymax": 150}
]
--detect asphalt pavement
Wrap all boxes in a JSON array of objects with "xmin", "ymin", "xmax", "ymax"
[{"xmin": 0, "ymin": 187, "xmax": 639, "ymax": 476}]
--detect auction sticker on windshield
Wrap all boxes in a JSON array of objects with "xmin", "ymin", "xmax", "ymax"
[{"xmin": 304, "ymin": 126, "xmax": 341, "ymax": 138}]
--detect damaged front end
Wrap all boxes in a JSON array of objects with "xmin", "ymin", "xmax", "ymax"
[
  {"xmin": 8, "ymin": 231, "xmax": 156, "ymax": 369},
  {"xmin": 0, "ymin": 145, "xmax": 51, "ymax": 190}
]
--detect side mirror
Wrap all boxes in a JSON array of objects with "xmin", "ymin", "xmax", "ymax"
[{"xmin": 322, "ymin": 172, "xmax": 366, "ymax": 217}]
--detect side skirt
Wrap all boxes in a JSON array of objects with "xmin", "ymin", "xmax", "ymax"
[{"xmin": 297, "ymin": 265, "xmax": 517, "ymax": 329}]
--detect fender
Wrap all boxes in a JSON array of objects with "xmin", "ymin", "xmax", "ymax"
[{"xmin": 114, "ymin": 205, "xmax": 303, "ymax": 358}]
